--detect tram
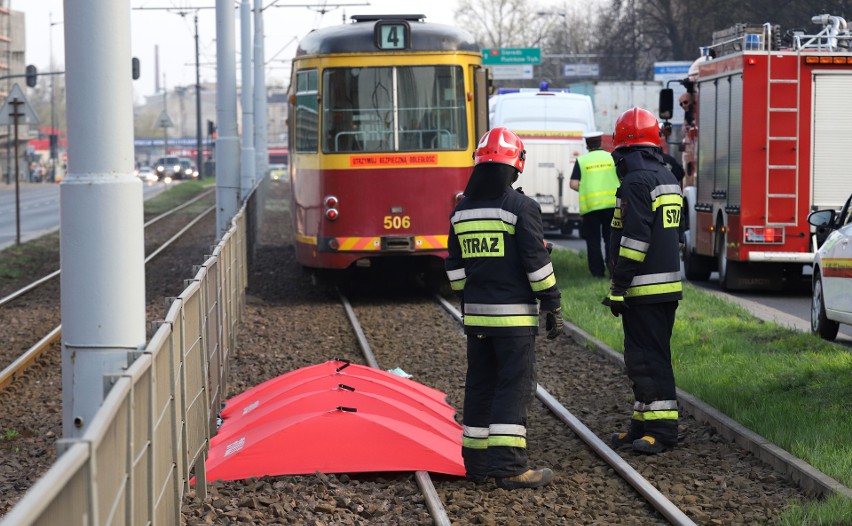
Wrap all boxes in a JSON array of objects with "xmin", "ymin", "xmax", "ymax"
[{"xmin": 288, "ymin": 14, "xmax": 489, "ymax": 271}]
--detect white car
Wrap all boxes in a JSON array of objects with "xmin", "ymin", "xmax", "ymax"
[
  {"xmin": 136, "ymin": 165, "xmax": 159, "ymax": 183},
  {"xmin": 808, "ymin": 193, "xmax": 852, "ymax": 340}
]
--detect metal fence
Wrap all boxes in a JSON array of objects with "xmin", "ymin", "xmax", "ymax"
[{"xmin": 1, "ymin": 197, "xmax": 250, "ymax": 526}]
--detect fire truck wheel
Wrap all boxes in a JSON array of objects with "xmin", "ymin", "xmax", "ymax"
[
  {"xmin": 715, "ymin": 228, "xmax": 741, "ymax": 290},
  {"xmin": 682, "ymin": 230, "xmax": 713, "ymax": 281},
  {"xmin": 811, "ymin": 273, "xmax": 839, "ymax": 341}
]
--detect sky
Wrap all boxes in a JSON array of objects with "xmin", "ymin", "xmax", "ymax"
[{"xmin": 20, "ymin": 0, "xmax": 480, "ymax": 100}]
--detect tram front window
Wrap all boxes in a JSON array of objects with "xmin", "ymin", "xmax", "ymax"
[{"xmin": 323, "ymin": 66, "xmax": 467, "ymax": 153}]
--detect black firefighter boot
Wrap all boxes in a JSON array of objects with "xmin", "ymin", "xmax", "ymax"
[
  {"xmin": 495, "ymin": 468, "xmax": 554, "ymax": 490},
  {"xmin": 611, "ymin": 419, "xmax": 645, "ymax": 449}
]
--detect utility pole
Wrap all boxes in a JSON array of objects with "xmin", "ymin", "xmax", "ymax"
[
  {"xmin": 133, "ymin": 6, "xmax": 209, "ymax": 177},
  {"xmin": 49, "ymin": 13, "xmax": 59, "ymax": 182},
  {"xmin": 195, "ymin": 13, "xmax": 203, "ymax": 178},
  {"xmin": 163, "ymin": 74, "xmax": 168, "ymax": 157}
]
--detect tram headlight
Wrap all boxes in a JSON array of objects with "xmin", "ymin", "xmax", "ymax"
[
  {"xmin": 326, "ymin": 208, "xmax": 339, "ymax": 221},
  {"xmin": 324, "ymin": 195, "xmax": 339, "ymax": 208},
  {"xmin": 454, "ymin": 192, "xmax": 464, "ymax": 203}
]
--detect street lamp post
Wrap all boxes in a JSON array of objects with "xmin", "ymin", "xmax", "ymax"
[
  {"xmin": 195, "ymin": 13, "xmax": 203, "ymax": 178},
  {"xmin": 49, "ymin": 14, "xmax": 64, "ymax": 183},
  {"xmin": 133, "ymin": 6, "xmax": 207, "ymax": 176},
  {"xmin": 537, "ymin": 10, "xmax": 569, "ymax": 83}
]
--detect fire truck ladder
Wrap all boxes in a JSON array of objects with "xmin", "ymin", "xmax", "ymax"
[{"xmin": 764, "ymin": 22, "xmax": 801, "ymax": 227}]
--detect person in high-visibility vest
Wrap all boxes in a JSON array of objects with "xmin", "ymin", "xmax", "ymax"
[{"xmin": 569, "ymin": 131, "xmax": 620, "ymax": 277}]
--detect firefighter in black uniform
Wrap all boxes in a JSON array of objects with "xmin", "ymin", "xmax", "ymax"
[
  {"xmin": 445, "ymin": 127, "xmax": 563, "ymax": 489},
  {"xmin": 605, "ymin": 108, "xmax": 683, "ymax": 454}
]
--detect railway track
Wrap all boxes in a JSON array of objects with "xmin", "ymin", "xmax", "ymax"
[
  {"xmin": 0, "ymin": 189, "xmax": 215, "ymax": 388},
  {"xmin": 174, "ymin": 178, "xmax": 814, "ymax": 525},
  {"xmin": 0, "ymin": 188, "xmax": 217, "ymax": 515},
  {"xmin": 341, "ymin": 289, "xmax": 693, "ymax": 525},
  {"xmin": 4, "ymin": 181, "xmax": 820, "ymax": 523}
]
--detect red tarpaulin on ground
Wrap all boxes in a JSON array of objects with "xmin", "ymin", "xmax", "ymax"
[
  {"xmin": 212, "ymin": 387, "xmax": 461, "ymax": 446},
  {"xmin": 220, "ymin": 360, "xmax": 452, "ymax": 420},
  {"xmin": 204, "ymin": 360, "xmax": 465, "ymax": 481}
]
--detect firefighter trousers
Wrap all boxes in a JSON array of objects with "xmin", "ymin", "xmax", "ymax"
[
  {"xmin": 621, "ymin": 301, "xmax": 679, "ymax": 445},
  {"xmin": 462, "ymin": 334, "xmax": 536, "ymax": 479},
  {"xmin": 580, "ymin": 208, "xmax": 614, "ymax": 277}
]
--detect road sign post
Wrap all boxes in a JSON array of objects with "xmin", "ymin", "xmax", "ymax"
[
  {"xmin": 0, "ymin": 83, "xmax": 40, "ymax": 245},
  {"xmin": 156, "ymin": 110, "xmax": 174, "ymax": 157}
]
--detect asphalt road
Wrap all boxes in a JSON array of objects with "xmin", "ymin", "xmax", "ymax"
[
  {"xmin": 0, "ymin": 180, "xmax": 170, "ymax": 251},
  {"xmin": 547, "ymin": 232, "xmax": 852, "ymax": 346}
]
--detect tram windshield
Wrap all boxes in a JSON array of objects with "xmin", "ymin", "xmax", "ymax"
[{"xmin": 322, "ymin": 65, "xmax": 468, "ymax": 153}]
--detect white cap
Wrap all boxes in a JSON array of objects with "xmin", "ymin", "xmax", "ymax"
[{"xmin": 583, "ymin": 131, "xmax": 604, "ymax": 140}]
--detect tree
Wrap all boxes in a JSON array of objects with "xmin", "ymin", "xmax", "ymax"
[
  {"xmin": 455, "ymin": 0, "xmax": 551, "ymax": 49},
  {"xmin": 594, "ymin": 0, "xmax": 852, "ymax": 80},
  {"xmin": 455, "ymin": 0, "xmax": 606, "ymax": 86}
]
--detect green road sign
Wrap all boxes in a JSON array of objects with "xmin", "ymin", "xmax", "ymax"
[{"xmin": 481, "ymin": 48, "xmax": 542, "ymax": 65}]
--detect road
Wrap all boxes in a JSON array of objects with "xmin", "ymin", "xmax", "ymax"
[
  {"xmin": 0, "ymin": 180, "xmax": 170, "ymax": 250},
  {"xmin": 548, "ymin": 233, "xmax": 852, "ymax": 345}
]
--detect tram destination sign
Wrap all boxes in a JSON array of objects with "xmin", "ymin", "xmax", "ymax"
[{"xmin": 482, "ymin": 48, "xmax": 541, "ymax": 65}]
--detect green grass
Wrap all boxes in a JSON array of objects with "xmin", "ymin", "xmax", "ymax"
[
  {"xmin": 0, "ymin": 232, "xmax": 60, "ymax": 285},
  {"xmin": 551, "ymin": 249, "xmax": 852, "ymax": 523}
]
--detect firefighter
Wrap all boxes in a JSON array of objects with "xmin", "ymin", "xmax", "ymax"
[
  {"xmin": 604, "ymin": 107, "xmax": 683, "ymax": 455},
  {"xmin": 569, "ymin": 131, "xmax": 620, "ymax": 277},
  {"xmin": 445, "ymin": 126, "xmax": 563, "ymax": 489}
]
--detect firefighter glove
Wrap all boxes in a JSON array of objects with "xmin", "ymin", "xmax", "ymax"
[
  {"xmin": 604, "ymin": 293, "xmax": 628, "ymax": 317},
  {"xmin": 544, "ymin": 307, "xmax": 563, "ymax": 340}
]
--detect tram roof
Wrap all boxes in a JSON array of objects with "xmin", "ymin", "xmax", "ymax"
[{"xmin": 295, "ymin": 16, "xmax": 480, "ymax": 56}]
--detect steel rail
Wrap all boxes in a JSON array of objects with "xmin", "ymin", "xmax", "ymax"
[
  {"xmin": 144, "ymin": 205, "xmax": 215, "ymax": 263},
  {"xmin": 0, "ymin": 204, "xmax": 216, "ymax": 394},
  {"xmin": 0, "ymin": 326, "xmax": 62, "ymax": 391},
  {"xmin": 143, "ymin": 188, "xmax": 214, "ymax": 228},
  {"xmin": 434, "ymin": 294, "xmax": 697, "ymax": 526},
  {"xmin": 339, "ymin": 290, "xmax": 452, "ymax": 526}
]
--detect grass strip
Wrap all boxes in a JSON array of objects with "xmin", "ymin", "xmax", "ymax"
[{"xmin": 550, "ymin": 249, "xmax": 852, "ymax": 522}]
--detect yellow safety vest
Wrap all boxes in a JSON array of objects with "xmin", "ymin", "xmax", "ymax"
[{"xmin": 577, "ymin": 149, "xmax": 619, "ymax": 215}]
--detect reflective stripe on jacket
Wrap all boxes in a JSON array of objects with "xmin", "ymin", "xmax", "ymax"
[
  {"xmin": 577, "ymin": 149, "xmax": 620, "ymax": 215},
  {"xmin": 610, "ymin": 149, "xmax": 683, "ymax": 304},
  {"xmin": 445, "ymin": 188, "xmax": 561, "ymax": 336}
]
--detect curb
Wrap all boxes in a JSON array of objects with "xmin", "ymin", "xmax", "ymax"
[{"xmin": 564, "ymin": 319, "xmax": 852, "ymax": 500}]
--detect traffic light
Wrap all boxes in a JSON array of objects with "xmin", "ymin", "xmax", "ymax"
[
  {"xmin": 49, "ymin": 134, "xmax": 58, "ymax": 159},
  {"xmin": 131, "ymin": 57, "xmax": 140, "ymax": 80},
  {"xmin": 25, "ymin": 65, "xmax": 37, "ymax": 87},
  {"xmin": 207, "ymin": 120, "xmax": 216, "ymax": 136}
]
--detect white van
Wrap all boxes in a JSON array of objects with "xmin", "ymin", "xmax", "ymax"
[{"xmin": 489, "ymin": 89, "xmax": 597, "ymax": 236}]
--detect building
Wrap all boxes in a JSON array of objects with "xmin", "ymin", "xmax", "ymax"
[{"xmin": 0, "ymin": 2, "xmax": 27, "ymax": 184}]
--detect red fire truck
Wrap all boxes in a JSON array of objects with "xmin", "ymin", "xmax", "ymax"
[{"xmin": 660, "ymin": 14, "xmax": 852, "ymax": 290}]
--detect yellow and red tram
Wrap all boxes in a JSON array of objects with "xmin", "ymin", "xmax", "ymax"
[{"xmin": 288, "ymin": 14, "xmax": 488, "ymax": 270}]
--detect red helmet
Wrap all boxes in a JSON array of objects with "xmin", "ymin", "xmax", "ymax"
[
  {"xmin": 474, "ymin": 127, "xmax": 526, "ymax": 173},
  {"xmin": 613, "ymin": 107, "xmax": 661, "ymax": 149}
]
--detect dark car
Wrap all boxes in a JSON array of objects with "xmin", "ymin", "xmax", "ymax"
[
  {"xmin": 177, "ymin": 158, "xmax": 199, "ymax": 179},
  {"xmin": 154, "ymin": 156, "xmax": 183, "ymax": 180}
]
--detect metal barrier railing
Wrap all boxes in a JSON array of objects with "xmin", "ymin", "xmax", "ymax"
[{"xmin": 1, "ymin": 194, "xmax": 250, "ymax": 526}]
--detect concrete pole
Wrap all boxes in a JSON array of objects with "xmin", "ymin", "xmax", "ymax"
[
  {"xmin": 253, "ymin": 0, "xmax": 269, "ymax": 182},
  {"xmin": 216, "ymin": 0, "xmax": 241, "ymax": 239},
  {"xmin": 239, "ymin": 0, "xmax": 255, "ymax": 197},
  {"xmin": 61, "ymin": 0, "xmax": 145, "ymax": 439}
]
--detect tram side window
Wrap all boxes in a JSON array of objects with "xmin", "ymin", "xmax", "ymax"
[
  {"xmin": 295, "ymin": 69, "xmax": 319, "ymax": 153},
  {"xmin": 322, "ymin": 65, "xmax": 467, "ymax": 154}
]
